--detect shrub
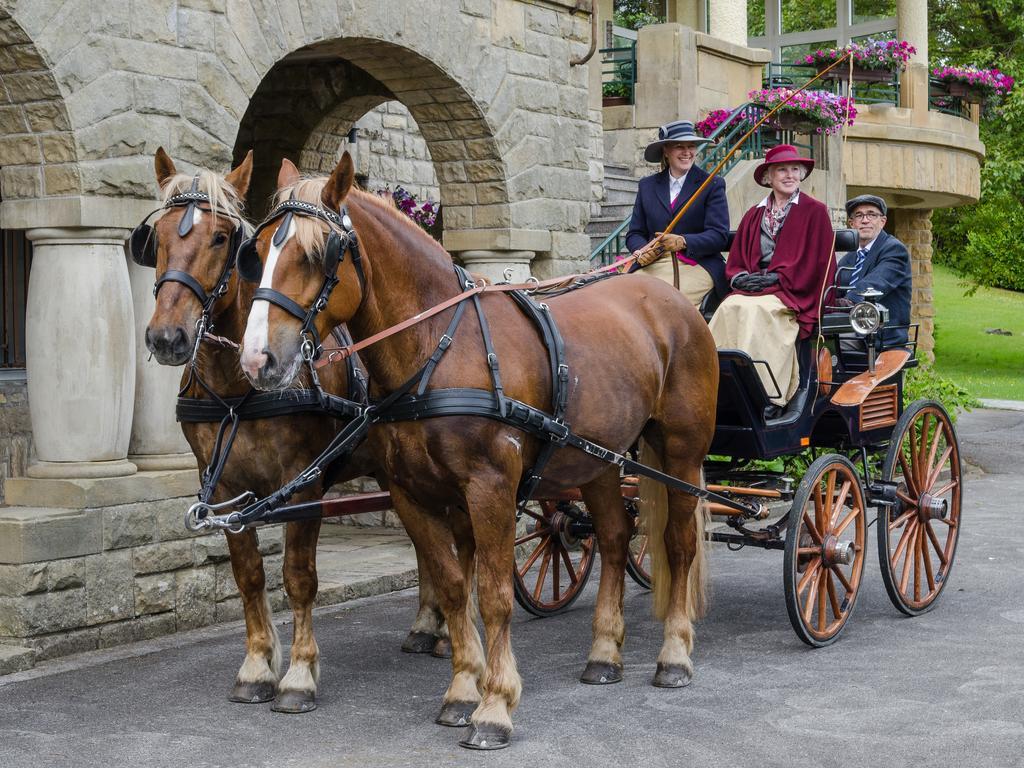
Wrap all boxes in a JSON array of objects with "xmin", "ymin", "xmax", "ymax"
[{"xmin": 903, "ymin": 365, "xmax": 980, "ymax": 421}]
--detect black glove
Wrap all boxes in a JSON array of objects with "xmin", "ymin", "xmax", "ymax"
[{"xmin": 732, "ymin": 271, "xmax": 780, "ymax": 293}]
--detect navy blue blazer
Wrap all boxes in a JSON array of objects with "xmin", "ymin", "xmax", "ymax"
[
  {"xmin": 838, "ymin": 229, "xmax": 912, "ymax": 347},
  {"xmin": 625, "ymin": 164, "xmax": 730, "ymax": 297}
]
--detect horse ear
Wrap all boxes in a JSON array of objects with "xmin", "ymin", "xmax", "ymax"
[
  {"xmin": 155, "ymin": 147, "xmax": 177, "ymax": 190},
  {"xmin": 277, "ymin": 158, "xmax": 301, "ymax": 190},
  {"xmin": 322, "ymin": 152, "xmax": 355, "ymax": 212},
  {"xmin": 225, "ymin": 150, "xmax": 253, "ymax": 199}
]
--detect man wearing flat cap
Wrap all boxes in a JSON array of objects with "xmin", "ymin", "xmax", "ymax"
[
  {"xmin": 839, "ymin": 194, "xmax": 912, "ymax": 348},
  {"xmin": 625, "ymin": 120, "xmax": 730, "ymax": 307}
]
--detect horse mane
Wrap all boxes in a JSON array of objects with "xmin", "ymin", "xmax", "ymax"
[
  {"xmin": 161, "ymin": 169, "xmax": 252, "ymax": 234},
  {"xmin": 276, "ymin": 176, "xmax": 450, "ymax": 266}
]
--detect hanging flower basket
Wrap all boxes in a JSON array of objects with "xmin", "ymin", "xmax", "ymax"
[
  {"xmin": 747, "ymin": 87, "xmax": 857, "ymax": 136},
  {"xmin": 797, "ymin": 39, "xmax": 916, "ymax": 82},
  {"xmin": 931, "ymin": 65, "xmax": 1014, "ymax": 105}
]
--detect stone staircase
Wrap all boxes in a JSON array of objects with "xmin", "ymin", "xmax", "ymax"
[{"xmin": 587, "ymin": 162, "xmax": 638, "ymax": 255}]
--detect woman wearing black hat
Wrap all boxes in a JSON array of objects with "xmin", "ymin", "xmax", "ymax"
[{"xmin": 625, "ymin": 120, "xmax": 730, "ymax": 307}]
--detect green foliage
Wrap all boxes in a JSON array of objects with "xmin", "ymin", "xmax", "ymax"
[
  {"xmin": 930, "ymin": 0, "xmax": 1024, "ymax": 291},
  {"xmin": 612, "ymin": 0, "xmax": 664, "ymax": 30},
  {"xmin": 602, "ymin": 80, "xmax": 631, "ymax": 99},
  {"xmin": 903, "ymin": 365, "xmax": 980, "ymax": 421}
]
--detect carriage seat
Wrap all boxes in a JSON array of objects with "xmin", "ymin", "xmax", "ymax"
[{"xmin": 716, "ymin": 338, "xmax": 813, "ymax": 428}]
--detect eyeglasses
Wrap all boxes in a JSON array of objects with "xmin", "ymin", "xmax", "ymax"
[{"xmin": 850, "ymin": 211, "xmax": 883, "ymax": 221}]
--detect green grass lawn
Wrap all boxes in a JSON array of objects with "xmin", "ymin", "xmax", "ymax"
[{"xmin": 932, "ymin": 264, "xmax": 1024, "ymax": 400}]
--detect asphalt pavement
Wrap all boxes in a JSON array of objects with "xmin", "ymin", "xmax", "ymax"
[{"xmin": 1, "ymin": 408, "xmax": 1022, "ymax": 768}]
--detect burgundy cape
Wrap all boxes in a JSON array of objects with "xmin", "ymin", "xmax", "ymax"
[{"xmin": 726, "ymin": 192, "xmax": 837, "ymax": 339}]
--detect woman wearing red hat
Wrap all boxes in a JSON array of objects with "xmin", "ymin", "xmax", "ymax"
[{"xmin": 709, "ymin": 144, "xmax": 836, "ymax": 415}]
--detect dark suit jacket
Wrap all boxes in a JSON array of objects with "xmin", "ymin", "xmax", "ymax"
[
  {"xmin": 625, "ymin": 165, "xmax": 730, "ymax": 297},
  {"xmin": 838, "ymin": 229, "xmax": 912, "ymax": 347}
]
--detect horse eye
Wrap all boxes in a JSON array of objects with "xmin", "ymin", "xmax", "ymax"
[{"xmin": 212, "ymin": 232, "xmax": 228, "ymax": 246}]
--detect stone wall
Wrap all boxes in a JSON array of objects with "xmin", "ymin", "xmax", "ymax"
[
  {"xmin": 0, "ymin": 493, "xmax": 283, "ymax": 665},
  {"xmin": 0, "ymin": 378, "xmax": 31, "ymax": 503}
]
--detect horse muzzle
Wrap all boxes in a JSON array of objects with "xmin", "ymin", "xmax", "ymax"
[
  {"xmin": 145, "ymin": 325, "xmax": 193, "ymax": 366},
  {"xmin": 239, "ymin": 344, "xmax": 301, "ymax": 391}
]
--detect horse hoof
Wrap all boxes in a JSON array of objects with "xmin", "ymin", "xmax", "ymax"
[
  {"xmin": 579, "ymin": 661, "xmax": 623, "ymax": 685},
  {"xmin": 271, "ymin": 690, "xmax": 317, "ymax": 713},
  {"xmin": 459, "ymin": 722, "xmax": 512, "ymax": 750},
  {"xmin": 228, "ymin": 681, "xmax": 276, "ymax": 704},
  {"xmin": 652, "ymin": 662, "xmax": 692, "ymax": 688},
  {"xmin": 436, "ymin": 700, "xmax": 477, "ymax": 727},
  {"xmin": 432, "ymin": 637, "xmax": 453, "ymax": 659},
  {"xmin": 401, "ymin": 631, "xmax": 439, "ymax": 654}
]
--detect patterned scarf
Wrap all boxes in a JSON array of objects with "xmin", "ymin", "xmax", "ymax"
[{"xmin": 762, "ymin": 192, "xmax": 798, "ymax": 239}]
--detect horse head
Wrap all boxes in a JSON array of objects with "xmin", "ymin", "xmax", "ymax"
[
  {"xmin": 142, "ymin": 147, "xmax": 253, "ymax": 365},
  {"xmin": 239, "ymin": 153, "xmax": 365, "ymax": 390}
]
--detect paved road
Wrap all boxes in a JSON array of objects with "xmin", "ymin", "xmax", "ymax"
[{"xmin": 1, "ymin": 409, "xmax": 1022, "ymax": 768}]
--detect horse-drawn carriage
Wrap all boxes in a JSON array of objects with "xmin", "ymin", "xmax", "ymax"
[{"xmin": 136, "ymin": 149, "xmax": 961, "ymax": 749}]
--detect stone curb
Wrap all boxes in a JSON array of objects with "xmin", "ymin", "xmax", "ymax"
[{"xmin": 979, "ymin": 398, "xmax": 1024, "ymax": 412}]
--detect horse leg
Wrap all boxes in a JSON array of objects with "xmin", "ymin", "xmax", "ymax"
[
  {"xmin": 389, "ymin": 487, "xmax": 484, "ymax": 728},
  {"xmin": 272, "ymin": 517, "xmax": 322, "ymax": 713},
  {"xmin": 579, "ymin": 467, "xmax": 633, "ymax": 684},
  {"xmin": 650, "ymin": 435, "xmax": 709, "ymax": 689},
  {"xmin": 226, "ymin": 528, "xmax": 281, "ymax": 703},
  {"xmin": 401, "ymin": 540, "xmax": 450, "ymax": 658},
  {"xmin": 460, "ymin": 477, "xmax": 521, "ymax": 751}
]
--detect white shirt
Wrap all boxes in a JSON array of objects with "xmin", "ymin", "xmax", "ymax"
[
  {"xmin": 859, "ymin": 236, "xmax": 878, "ymax": 252},
  {"xmin": 669, "ymin": 172, "xmax": 688, "ymax": 204}
]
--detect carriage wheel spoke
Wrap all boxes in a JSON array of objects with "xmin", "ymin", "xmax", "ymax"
[
  {"xmin": 634, "ymin": 536, "xmax": 648, "ymax": 563},
  {"xmin": 520, "ymin": 506, "xmax": 549, "ymax": 523},
  {"xmin": 921, "ymin": 526, "xmax": 936, "ymax": 593},
  {"xmin": 834, "ymin": 506, "xmax": 859, "ymax": 537},
  {"xmin": 913, "ymin": 525, "xmax": 923, "ymax": 601},
  {"xmin": 925, "ymin": 521, "xmax": 949, "ymax": 566},
  {"xmin": 930, "ymin": 479, "xmax": 958, "ymax": 499},
  {"xmin": 915, "ymin": 415, "xmax": 931, "ymax": 490},
  {"xmin": 820, "ymin": 470, "xmax": 836, "ymax": 535},
  {"xmin": 532, "ymin": 547, "xmax": 553, "ymax": 601},
  {"xmin": 817, "ymin": 570, "xmax": 828, "ymax": 631},
  {"xmin": 802, "ymin": 572, "xmax": 820, "ymax": 625},
  {"xmin": 829, "ymin": 480, "xmax": 851, "ymax": 530},
  {"xmin": 888, "ymin": 507, "xmax": 915, "ymax": 532},
  {"xmin": 830, "ymin": 563, "xmax": 854, "ymax": 596},
  {"xmin": 797, "ymin": 559, "xmax": 822, "ymax": 596},
  {"xmin": 559, "ymin": 546, "xmax": 579, "ymax": 586},
  {"xmin": 898, "ymin": 451, "xmax": 918, "ymax": 497},
  {"xmin": 551, "ymin": 544, "xmax": 561, "ymax": 600},
  {"xmin": 826, "ymin": 570, "xmax": 842, "ymax": 621},
  {"xmin": 925, "ymin": 445, "xmax": 953, "ymax": 491},
  {"xmin": 907, "ymin": 423, "xmax": 921, "ymax": 492},
  {"xmin": 802, "ymin": 512, "xmax": 824, "ymax": 545},
  {"xmin": 812, "ymin": 482, "xmax": 825, "ymax": 535},
  {"xmin": 892, "ymin": 518, "xmax": 918, "ymax": 567},
  {"xmin": 515, "ymin": 528, "xmax": 546, "ymax": 547},
  {"xmin": 898, "ymin": 522, "xmax": 917, "ymax": 594},
  {"xmin": 924, "ymin": 423, "xmax": 944, "ymax": 484},
  {"xmin": 518, "ymin": 533, "xmax": 551, "ymax": 575}
]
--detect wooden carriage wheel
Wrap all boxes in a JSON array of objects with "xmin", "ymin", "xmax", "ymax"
[
  {"xmin": 513, "ymin": 500, "xmax": 596, "ymax": 617},
  {"xmin": 783, "ymin": 454, "xmax": 867, "ymax": 647},
  {"xmin": 877, "ymin": 400, "xmax": 962, "ymax": 616}
]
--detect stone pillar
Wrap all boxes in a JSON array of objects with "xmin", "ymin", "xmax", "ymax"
[
  {"xmin": 707, "ymin": 0, "xmax": 747, "ymax": 48},
  {"xmin": 459, "ymin": 250, "xmax": 535, "ymax": 283},
  {"xmin": 897, "ymin": 0, "xmax": 929, "ymax": 114},
  {"xmin": 126, "ymin": 260, "xmax": 195, "ymax": 471},
  {"xmin": 24, "ymin": 228, "xmax": 137, "ymax": 478},
  {"xmin": 892, "ymin": 209, "xmax": 935, "ymax": 363}
]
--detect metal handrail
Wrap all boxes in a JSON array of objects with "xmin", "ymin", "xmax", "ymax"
[
  {"xmin": 589, "ymin": 102, "xmax": 816, "ymax": 267},
  {"xmin": 927, "ymin": 77, "xmax": 972, "ymax": 119},
  {"xmin": 764, "ymin": 62, "xmax": 900, "ymax": 105},
  {"xmin": 600, "ymin": 43, "xmax": 636, "ymax": 103}
]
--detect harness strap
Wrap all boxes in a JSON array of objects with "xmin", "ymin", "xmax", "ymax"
[
  {"xmin": 177, "ymin": 388, "xmax": 363, "ymax": 423},
  {"xmin": 157, "ymin": 269, "xmax": 216, "ymax": 308}
]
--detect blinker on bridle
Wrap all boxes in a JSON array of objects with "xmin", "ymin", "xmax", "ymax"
[
  {"xmin": 236, "ymin": 198, "xmax": 365, "ymax": 361},
  {"xmin": 127, "ymin": 174, "xmax": 245, "ymax": 314}
]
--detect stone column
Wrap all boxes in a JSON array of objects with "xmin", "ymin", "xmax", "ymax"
[
  {"xmin": 892, "ymin": 209, "xmax": 935, "ymax": 363},
  {"xmin": 459, "ymin": 250, "xmax": 535, "ymax": 283},
  {"xmin": 24, "ymin": 228, "xmax": 137, "ymax": 478},
  {"xmin": 897, "ymin": 0, "xmax": 929, "ymax": 114},
  {"xmin": 707, "ymin": 0, "xmax": 747, "ymax": 47},
  {"xmin": 126, "ymin": 260, "xmax": 195, "ymax": 470}
]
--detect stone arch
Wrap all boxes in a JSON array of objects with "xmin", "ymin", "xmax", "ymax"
[
  {"xmin": 0, "ymin": 8, "xmax": 79, "ymax": 201},
  {"xmin": 232, "ymin": 38, "xmax": 508, "ymax": 233}
]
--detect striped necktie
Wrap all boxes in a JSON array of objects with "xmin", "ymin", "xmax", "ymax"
[{"xmin": 850, "ymin": 248, "xmax": 867, "ymax": 287}]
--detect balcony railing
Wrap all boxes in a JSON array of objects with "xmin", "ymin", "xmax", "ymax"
[
  {"xmin": 763, "ymin": 63, "xmax": 901, "ymax": 105},
  {"xmin": 600, "ymin": 43, "xmax": 636, "ymax": 104},
  {"xmin": 589, "ymin": 103, "xmax": 818, "ymax": 268},
  {"xmin": 927, "ymin": 77, "xmax": 972, "ymax": 119}
]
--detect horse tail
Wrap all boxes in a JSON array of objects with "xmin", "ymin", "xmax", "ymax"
[
  {"xmin": 688, "ymin": 468, "xmax": 711, "ymax": 621},
  {"xmin": 640, "ymin": 443, "xmax": 710, "ymax": 622},
  {"xmin": 638, "ymin": 439, "xmax": 671, "ymax": 621}
]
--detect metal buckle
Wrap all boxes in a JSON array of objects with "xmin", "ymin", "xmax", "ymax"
[
  {"xmin": 438, "ymin": 333, "xmax": 453, "ymax": 351},
  {"xmin": 300, "ymin": 336, "xmax": 317, "ymax": 362},
  {"xmin": 548, "ymin": 420, "xmax": 570, "ymax": 442}
]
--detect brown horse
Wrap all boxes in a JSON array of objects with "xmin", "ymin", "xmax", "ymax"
[
  {"xmin": 238, "ymin": 154, "xmax": 718, "ymax": 749},
  {"xmin": 143, "ymin": 149, "xmax": 448, "ymax": 714}
]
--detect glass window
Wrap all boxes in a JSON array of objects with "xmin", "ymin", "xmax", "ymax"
[
  {"xmin": 781, "ymin": 0, "xmax": 836, "ymax": 34},
  {"xmin": 748, "ymin": 0, "xmax": 767, "ymax": 37},
  {"xmin": 851, "ymin": 0, "xmax": 896, "ymax": 25},
  {"xmin": 852, "ymin": 29, "xmax": 895, "ymax": 44},
  {"xmin": 782, "ymin": 40, "xmax": 838, "ymax": 64}
]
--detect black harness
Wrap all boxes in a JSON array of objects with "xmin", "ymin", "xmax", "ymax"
[{"xmin": 188, "ymin": 199, "xmax": 762, "ymax": 532}]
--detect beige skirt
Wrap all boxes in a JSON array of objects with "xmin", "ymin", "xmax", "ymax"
[
  {"xmin": 709, "ymin": 293, "xmax": 800, "ymax": 406},
  {"xmin": 641, "ymin": 257, "xmax": 714, "ymax": 308}
]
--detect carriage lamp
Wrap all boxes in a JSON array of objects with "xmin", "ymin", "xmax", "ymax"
[{"xmin": 849, "ymin": 300, "xmax": 888, "ymax": 336}]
